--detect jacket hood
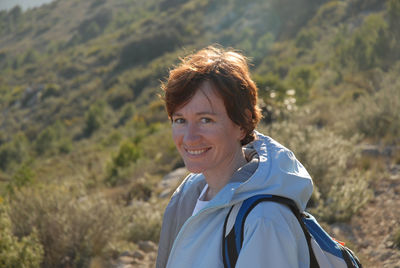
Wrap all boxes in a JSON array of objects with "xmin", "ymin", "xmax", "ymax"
[
  {"xmin": 198, "ymin": 131, "xmax": 313, "ymax": 212},
  {"xmin": 234, "ymin": 131, "xmax": 313, "ymax": 211}
]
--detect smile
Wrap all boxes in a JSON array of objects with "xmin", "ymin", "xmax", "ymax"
[{"xmin": 185, "ymin": 148, "xmax": 210, "ymax": 155}]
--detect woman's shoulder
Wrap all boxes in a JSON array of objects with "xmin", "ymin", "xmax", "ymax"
[{"xmin": 243, "ymin": 200, "xmax": 300, "ymax": 232}]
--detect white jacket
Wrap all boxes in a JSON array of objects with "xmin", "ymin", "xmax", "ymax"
[{"xmin": 156, "ymin": 132, "xmax": 314, "ymax": 268}]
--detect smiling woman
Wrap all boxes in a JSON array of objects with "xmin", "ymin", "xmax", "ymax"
[
  {"xmin": 171, "ymin": 82, "xmax": 247, "ymax": 198},
  {"xmin": 157, "ymin": 45, "xmax": 314, "ymax": 268}
]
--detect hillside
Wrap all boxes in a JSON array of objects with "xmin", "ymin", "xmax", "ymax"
[
  {"xmin": 0, "ymin": 0, "xmax": 55, "ymax": 11},
  {"xmin": 0, "ymin": 0, "xmax": 399, "ymax": 267}
]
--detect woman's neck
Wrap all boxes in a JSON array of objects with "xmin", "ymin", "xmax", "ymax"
[{"xmin": 203, "ymin": 148, "xmax": 247, "ymax": 201}]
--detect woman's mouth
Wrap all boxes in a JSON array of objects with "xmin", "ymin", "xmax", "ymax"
[{"xmin": 185, "ymin": 148, "xmax": 210, "ymax": 156}]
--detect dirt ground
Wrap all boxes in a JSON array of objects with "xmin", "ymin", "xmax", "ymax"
[{"xmin": 332, "ymin": 161, "xmax": 400, "ymax": 268}]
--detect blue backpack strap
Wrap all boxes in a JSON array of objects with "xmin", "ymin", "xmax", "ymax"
[
  {"xmin": 222, "ymin": 194, "xmax": 319, "ymax": 268},
  {"xmin": 303, "ymin": 212, "xmax": 362, "ymax": 268}
]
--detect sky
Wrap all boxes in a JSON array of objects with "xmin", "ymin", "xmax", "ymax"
[{"xmin": 0, "ymin": 0, "xmax": 55, "ymax": 11}]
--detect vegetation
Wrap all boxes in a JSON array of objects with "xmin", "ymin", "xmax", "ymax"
[
  {"xmin": 394, "ymin": 228, "xmax": 400, "ymax": 249},
  {"xmin": 0, "ymin": 0, "xmax": 399, "ymax": 266},
  {"xmin": 0, "ymin": 201, "xmax": 43, "ymax": 267}
]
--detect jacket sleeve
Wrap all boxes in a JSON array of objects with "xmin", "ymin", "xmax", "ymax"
[
  {"xmin": 156, "ymin": 193, "xmax": 180, "ymax": 268},
  {"xmin": 235, "ymin": 202, "xmax": 309, "ymax": 268}
]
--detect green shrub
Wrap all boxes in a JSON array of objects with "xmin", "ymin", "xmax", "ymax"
[
  {"xmin": 113, "ymin": 141, "xmax": 141, "ymax": 168},
  {"xmin": 311, "ymin": 1, "xmax": 347, "ymax": 26},
  {"xmin": 34, "ymin": 121, "xmax": 66, "ymax": 156},
  {"xmin": 0, "ymin": 202, "xmax": 43, "ymax": 267},
  {"xmin": 287, "ymin": 65, "xmax": 317, "ymax": 104},
  {"xmin": 23, "ymin": 49, "xmax": 40, "ymax": 65},
  {"xmin": 83, "ymin": 103, "xmax": 105, "ymax": 137},
  {"xmin": 295, "ymin": 29, "xmax": 317, "ymax": 49},
  {"xmin": 106, "ymin": 86, "xmax": 134, "ymax": 110},
  {"xmin": 335, "ymin": 14, "xmax": 390, "ymax": 70},
  {"xmin": 101, "ymin": 131, "xmax": 122, "ymax": 147},
  {"xmin": 7, "ymin": 163, "xmax": 35, "ymax": 194},
  {"xmin": 105, "ymin": 140, "xmax": 141, "ymax": 186},
  {"xmin": 34, "ymin": 128, "xmax": 57, "ymax": 156},
  {"xmin": 0, "ymin": 133, "xmax": 29, "ymax": 171},
  {"xmin": 41, "ymin": 83, "xmax": 61, "ymax": 99},
  {"xmin": 388, "ymin": 0, "xmax": 400, "ymax": 41},
  {"xmin": 8, "ymin": 186, "xmax": 120, "ymax": 267},
  {"xmin": 58, "ymin": 139, "xmax": 73, "ymax": 154},
  {"xmin": 117, "ymin": 105, "xmax": 135, "ymax": 126}
]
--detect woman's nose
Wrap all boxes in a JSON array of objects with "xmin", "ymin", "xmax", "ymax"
[{"xmin": 183, "ymin": 123, "xmax": 200, "ymax": 144}]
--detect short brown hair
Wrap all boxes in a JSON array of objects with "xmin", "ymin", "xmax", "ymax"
[{"xmin": 162, "ymin": 45, "xmax": 261, "ymax": 145}]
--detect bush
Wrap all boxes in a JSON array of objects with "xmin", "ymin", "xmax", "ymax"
[
  {"xmin": 259, "ymin": 121, "xmax": 371, "ymax": 222},
  {"xmin": 295, "ymin": 29, "xmax": 317, "ymax": 49},
  {"xmin": 335, "ymin": 14, "xmax": 391, "ymax": 70},
  {"xmin": 113, "ymin": 141, "xmax": 141, "ymax": 168},
  {"xmin": 118, "ymin": 28, "xmax": 182, "ymax": 69},
  {"xmin": 7, "ymin": 163, "xmax": 35, "ymax": 194},
  {"xmin": 83, "ymin": 103, "xmax": 105, "ymax": 137},
  {"xmin": 287, "ymin": 65, "xmax": 317, "ymax": 104},
  {"xmin": 117, "ymin": 105, "xmax": 135, "ymax": 126},
  {"xmin": 34, "ymin": 121, "xmax": 66, "ymax": 156},
  {"xmin": 337, "ymin": 73, "xmax": 400, "ymax": 144},
  {"xmin": 0, "ymin": 133, "xmax": 29, "ymax": 171},
  {"xmin": 105, "ymin": 140, "xmax": 141, "ymax": 186},
  {"xmin": 123, "ymin": 200, "xmax": 164, "ymax": 243},
  {"xmin": 8, "ymin": 186, "xmax": 120, "ymax": 267},
  {"xmin": 316, "ymin": 169, "xmax": 372, "ymax": 222},
  {"xmin": 34, "ymin": 128, "xmax": 57, "ymax": 156},
  {"xmin": 41, "ymin": 83, "xmax": 61, "ymax": 99},
  {"xmin": 394, "ymin": 228, "xmax": 400, "ymax": 249},
  {"xmin": 388, "ymin": 0, "xmax": 400, "ymax": 41},
  {"xmin": 0, "ymin": 202, "xmax": 43, "ymax": 267}
]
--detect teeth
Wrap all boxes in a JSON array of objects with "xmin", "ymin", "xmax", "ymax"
[{"xmin": 187, "ymin": 149, "xmax": 207, "ymax": 155}]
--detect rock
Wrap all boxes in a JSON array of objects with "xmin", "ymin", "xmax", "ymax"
[
  {"xmin": 160, "ymin": 167, "xmax": 187, "ymax": 186},
  {"xmin": 148, "ymin": 252, "xmax": 157, "ymax": 261},
  {"xmin": 118, "ymin": 256, "xmax": 135, "ymax": 264},
  {"xmin": 159, "ymin": 167, "xmax": 187, "ymax": 198},
  {"xmin": 138, "ymin": 240, "xmax": 157, "ymax": 253},
  {"xmin": 132, "ymin": 250, "xmax": 145, "ymax": 260},
  {"xmin": 120, "ymin": 251, "xmax": 132, "ymax": 257},
  {"xmin": 379, "ymin": 250, "xmax": 393, "ymax": 261},
  {"xmin": 159, "ymin": 189, "xmax": 172, "ymax": 199},
  {"xmin": 361, "ymin": 145, "xmax": 380, "ymax": 157}
]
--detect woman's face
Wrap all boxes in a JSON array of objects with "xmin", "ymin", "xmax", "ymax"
[{"xmin": 171, "ymin": 82, "xmax": 245, "ymax": 176}]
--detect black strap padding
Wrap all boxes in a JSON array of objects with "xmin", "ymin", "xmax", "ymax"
[
  {"xmin": 340, "ymin": 245, "xmax": 363, "ymax": 268},
  {"xmin": 222, "ymin": 206, "xmax": 237, "ymax": 268}
]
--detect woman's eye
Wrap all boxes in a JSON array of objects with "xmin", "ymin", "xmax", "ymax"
[
  {"xmin": 173, "ymin": 118, "xmax": 185, "ymax": 124},
  {"xmin": 200, "ymin": 117, "xmax": 213, "ymax": 123}
]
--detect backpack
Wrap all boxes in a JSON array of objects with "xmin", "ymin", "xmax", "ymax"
[{"xmin": 222, "ymin": 194, "xmax": 362, "ymax": 268}]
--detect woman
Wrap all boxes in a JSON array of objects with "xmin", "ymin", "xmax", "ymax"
[{"xmin": 156, "ymin": 45, "xmax": 313, "ymax": 267}]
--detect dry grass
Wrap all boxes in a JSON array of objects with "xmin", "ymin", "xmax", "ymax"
[{"xmin": 8, "ymin": 184, "xmax": 121, "ymax": 267}]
